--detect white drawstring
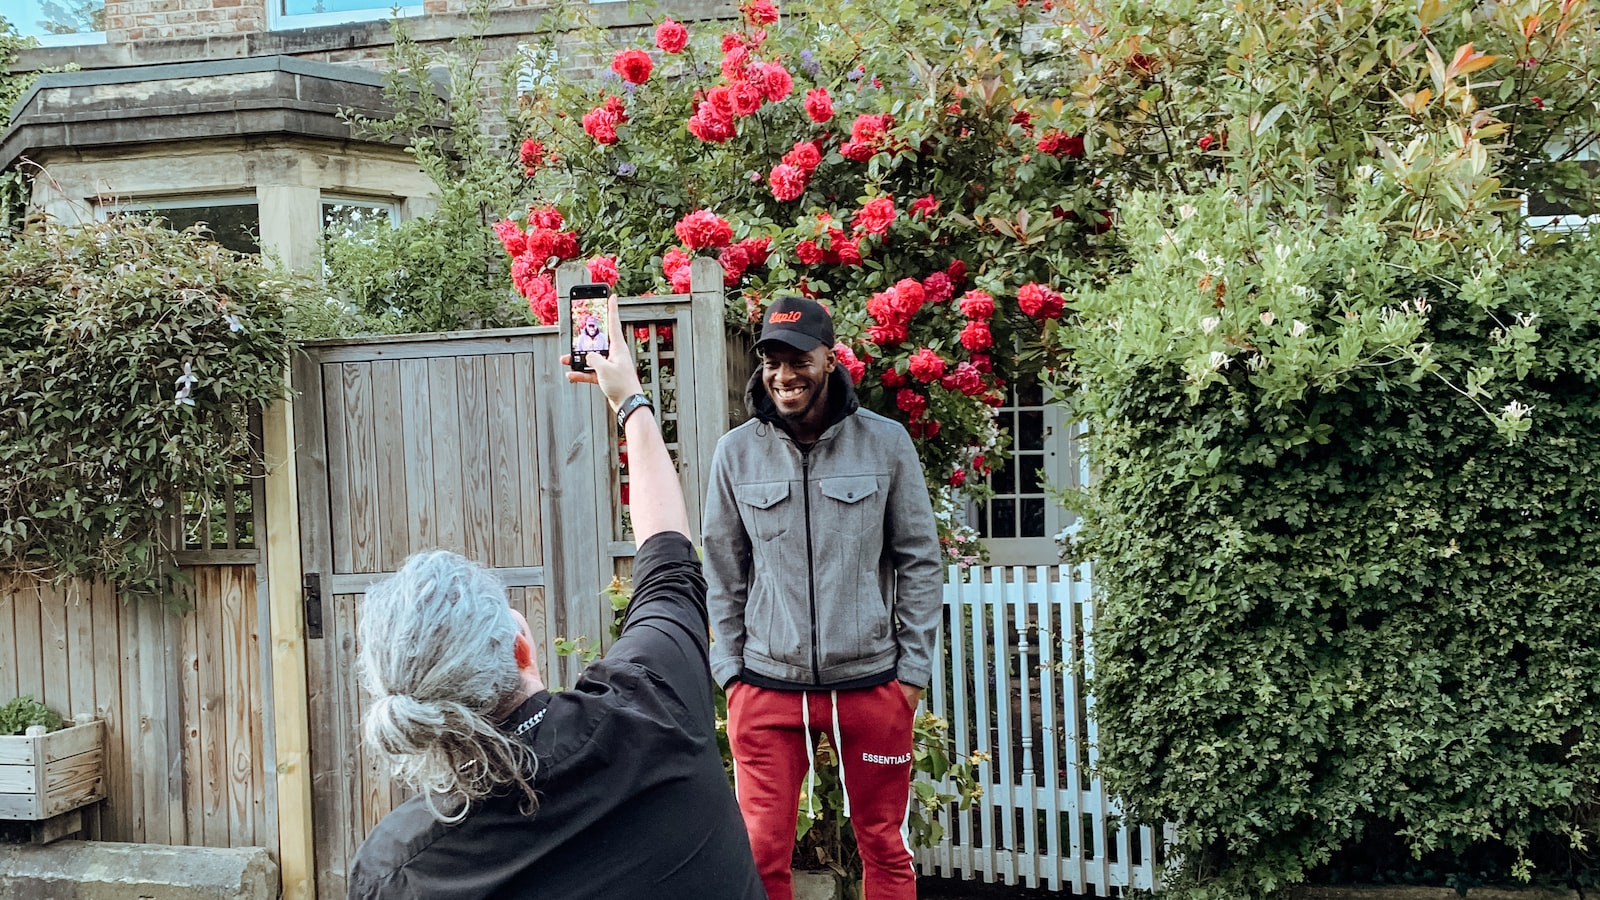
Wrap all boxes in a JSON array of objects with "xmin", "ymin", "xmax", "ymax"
[
  {"xmin": 801, "ymin": 691, "xmax": 816, "ymax": 819},
  {"xmin": 831, "ymin": 690, "xmax": 851, "ymax": 817}
]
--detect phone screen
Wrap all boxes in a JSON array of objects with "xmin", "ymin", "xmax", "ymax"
[{"xmin": 569, "ymin": 284, "xmax": 611, "ymax": 372}]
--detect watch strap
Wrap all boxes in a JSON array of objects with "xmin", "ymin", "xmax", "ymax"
[{"xmin": 616, "ymin": 393, "xmax": 654, "ymax": 431}]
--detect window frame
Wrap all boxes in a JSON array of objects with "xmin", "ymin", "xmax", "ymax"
[
  {"xmin": 971, "ymin": 378, "xmax": 1083, "ymax": 566},
  {"xmin": 100, "ymin": 193, "xmax": 264, "ymax": 256},
  {"xmin": 266, "ymin": 0, "xmax": 423, "ymax": 33}
]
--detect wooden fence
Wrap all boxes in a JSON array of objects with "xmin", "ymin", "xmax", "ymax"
[
  {"xmin": 915, "ymin": 563, "xmax": 1169, "ymax": 893},
  {"xmin": 0, "ymin": 566, "xmax": 274, "ymax": 851}
]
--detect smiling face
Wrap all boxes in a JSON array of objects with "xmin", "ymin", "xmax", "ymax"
[
  {"xmin": 582, "ymin": 316, "xmax": 600, "ymax": 336},
  {"xmin": 760, "ymin": 342, "xmax": 836, "ymax": 440}
]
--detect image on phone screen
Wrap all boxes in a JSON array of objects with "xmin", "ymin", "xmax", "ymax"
[{"xmin": 569, "ymin": 284, "xmax": 611, "ymax": 372}]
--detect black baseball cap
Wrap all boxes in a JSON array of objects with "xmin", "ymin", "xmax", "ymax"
[{"xmin": 757, "ymin": 295, "xmax": 835, "ymax": 352}]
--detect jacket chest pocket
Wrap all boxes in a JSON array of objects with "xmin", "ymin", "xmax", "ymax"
[
  {"xmin": 818, "ymin": 476, "xmax": 882, "ymax": 539},
  {"xmin": 735, "ymin": 481, "xmax": 793, "ymax": 541}
]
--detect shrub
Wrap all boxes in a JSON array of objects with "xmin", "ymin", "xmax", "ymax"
[{"xmin": 0, "ymin": 696, "xmax": 64, "ymax": 736}]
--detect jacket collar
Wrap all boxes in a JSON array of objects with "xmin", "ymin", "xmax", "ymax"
[{"xmin": 745, "ymin": 365, "xmax": 860, "ymax": 443}]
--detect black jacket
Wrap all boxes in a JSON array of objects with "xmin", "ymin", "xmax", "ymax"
[{"xmin": 348, "ymin": 533, "xmax": 763, "ymax": 900}]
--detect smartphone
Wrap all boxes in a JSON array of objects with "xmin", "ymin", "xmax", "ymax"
[{"xmin": 568, "ymin": 283, "xmax": 612, "ymax": 372}]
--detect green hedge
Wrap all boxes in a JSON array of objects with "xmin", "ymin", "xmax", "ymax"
[{"xmin": 1075, "ymin": 244, "xmax": 1600, "ymax": 894}]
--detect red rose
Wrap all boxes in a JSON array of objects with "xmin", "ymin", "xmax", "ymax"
[
  {"xmin": 1010, "ymin": 109, "xmax": 1033, "ymax": 130},
  {"xmin": 839, "ymin": 140, "xmax": 874, "ymax": 163},
  {"xmin": 602, "ymin": 95, "xmax": 629, "ymax": 123},
  {"xmin": 892, "ymin": 278, "xmax": 926, "ymax": 316},
  {"xmin": 493, "ymin": 219, "xmax": 526, "ymax": 257},
  {"xmin": 880, "ymin": 369, "xmax": 906, "ymax": 388},
  {"xmin": 721, "ymin": 45, "xmax": 751, "ymax": 82},
  {"xmin": 834, "ymin": 343, "xmax": 866, "ymax": 384},
  {"xmin": 834, "ymin": 237, "xmax": 863, "ymax": 267},
  {"xmin": 896, "ymin": 388, "xmax": 928, "ymax": 419},
  {"xmin": 739, "ymin": 236, "xmax": 771, "ymax": 267},
  {"xmin": 867, "ymin": 323, "xmax": 909, "ymax": 346},
  {"xmin": 947, "ymin": 259, "xmax": 967, "ymax": 283},
  {"xmin": 758, "ymin": 63, "xmax": 794, "ymax": 102},
  {"xmin": 526, "ymin": 273, "xmax": 557, "ymax": 325},
  {"xmin": 510, "ymin": 253, "xmax": 538, "ymax": 295},
  {"xmin": 655, "ymin": 18, "xmax": 688, "ymax": 53},
  {"xmin": 909, "ymin": 420, "xmax": 940, "ymax": 439},
  {"xmin": 959, "ymin": 320, "xmax": 993, "ymax": 351},
  {"xmin": 662, "ymin": 247, "xmax": 692, "ymax": 278},
  {"xmin": 795, "ymin": 240, "xmax": 824, "ymax": 264},
  {"xmin": 853, "ymin": 197, "xmax": 897, "ymax": 235},
  {"xmin": 525, "ymin": 227, "xmax": 557, "ymax": 263},
  {"xmin": 910, "ymin": 195, "xmax": 940, "ymax": 218},
  {"xmin": 941, "ymin": 361, "xmax": 985, "ymax": 396},
  {"xmin": 518, "ymin": 139, "xmax": 546, "ymax": 174},
  {"xmin": 720, "ymin": 32, "xmax": 743, "ymax": 52},
  {"xmin": 970, "ymin": 353, "xmax": 992, "ymax": 373},
  {"xmin": 674, "ymin": 210, "xmax": 734, "ymax": 250},
  {"xmin": 768, "ymin": 163, "xmax": 807, "ymax": 201},
  {"xmin": 718, "ymin": 244, "xmax": 750, "ymax": 286},
  {"xmin": 783, "ymin": 141, "xmax": 822, "ymax": 174},
  {"xmin": 866, "ymin": 290, "xmax": 900, "ymax": 325},
  {"xmin": 635, "ymin": 325, "xmax": 652, "ymax": 342},
  {"xmin": 582, "ymin": 106, "xmax": 619, "ymax": 144},
  {"xmin": 670, "ymin": 266, "xmax": 693, "ymax": 293},
  {"xmin": 850, "ymin": 113, "xmax": 892, "ymax": 147},
  {"xmin": 1017, "ymin": 282, "xmax": 1065, "ymax": 319},
  {"xmin": 907, "ymin": 348, "xmax": 947, "ymax": 383},
  {"xmin": 730, "ymin": 81, "xmax": 764, "ymax": 117},
  {"xmin": 528, "ymin": 206, "xmax": 564, "ymax": 231},
  {"xmin": 922, "ymin": 271, "xmax": 954, "ymax": 304},
  {"xmin": 688, "ymin": 103, "xmax": 735, "ymax": 143},
  {"xmin": 949, "ymin": 467, "xmax": 967, "ymax": 487},
  {"xmin": 804, "ymin": 88, "xmax": 833, "ymax": 123},
  {"xmin": 1036, "ymin": 130, "xmax": 1084, "ymax": 159},
  {"xmin": 741, "ymin": 0, "xmax": 779, "ymax": 25},
  {"xmin": 958, "ymin": 289, "xmax": 995, "ymax": 318},
  {"xmin": 586, "ymin": 255, "xmax": 620, "ymax": 287},
  {"xmin": 552, "ymin": 231, "xmax": 580, "ymax": 260},
  {"xmin": 611, "ymin": 49, "xmax": 654, "ymax": 85}
]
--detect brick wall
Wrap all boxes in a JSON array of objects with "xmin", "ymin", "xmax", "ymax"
[{"xmin": 105, "ymin": 0, "xmax": 266, "ymax": 42}]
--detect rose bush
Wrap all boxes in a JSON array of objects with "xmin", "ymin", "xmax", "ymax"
[{"xmin": 493, "ymin": 0, "xmax": 1110, "ymax": 558}]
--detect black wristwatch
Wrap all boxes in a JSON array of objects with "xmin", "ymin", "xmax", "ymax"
[{"xmin": 616, "ymin": 392, "xmax": 654, "ymax": 431}]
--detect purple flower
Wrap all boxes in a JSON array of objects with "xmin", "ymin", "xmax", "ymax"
[
  {"xmin": 600, "ymin": 71, "xmax": 621, "ymax": 84},
  {"xmin": 622, "ymin": 80, "xmax": 638, "ymax": 97},
  {"xmin": 617, "ymin": 162, "xmax": 637, "ymax": 176},
  {"xmin": 799, "ymin": 49, "xmax": 821, "ymax": 77},
  {"xmin": 846, "ymin": 65, "xmax": 865, "ymax": 82}
]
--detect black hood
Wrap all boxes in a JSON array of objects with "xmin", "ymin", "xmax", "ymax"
[{"xmin": 745, "ymin": 364, "xmax": 860, "ymax": 439}]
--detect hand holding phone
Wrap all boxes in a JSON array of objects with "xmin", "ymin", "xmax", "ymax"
[
  {"xmin": 563, "ymin": 294, "xmax": 643, "ymax": 411},
  {"xmin": 569, "ymin": 283, "xmax": 612, "ymax": 372}
]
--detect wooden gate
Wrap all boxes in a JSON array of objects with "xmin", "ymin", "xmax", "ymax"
[{"xmin": 290, "ymin": 259, "xmax": 728, "ymax": 898}]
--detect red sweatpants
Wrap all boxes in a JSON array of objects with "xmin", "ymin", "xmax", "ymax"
[{"xmin": 726, "ymin": 680, "xmax": 917, "ymax": 900}]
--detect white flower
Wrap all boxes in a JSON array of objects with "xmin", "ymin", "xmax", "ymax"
[
  {"xmin": 1412, "ymin": 295, "xmax": 1431, "ymax": 315},
  {"xmin": 1274, "ymin": 243, "xmax": 1290, "ymax": 264},
  {"xmin": 1259, "ymin": 311, "xmax": 1276, "ymax": 326},
  {"xmin": 1209, "ymin": 351, "xmax": 1231, "ymax": 371},
  {"xmin": 223, "ymin": 313, "xmax": 244, "ymax": 333},
  {"xmin": 1501, "ymin": 400, "xmax": 1533, "ymax": 420},
  {"xmin": 1178, "ymin": 204, "xmax": 1197, "ymax": 220},
  {"xmin": 1514, "ymin": 312, "xmax": 1540, "ymax": 328},
  {"xmin": 1244, "ymin": 353, "xmax": 1267, "ymax": 372},
  {"xmin": 174, "ymin": 361, "xmax": 199, "ymax": 407},
  {"xmin": 1290, "ymin": 319, "xmax": 1310, "ymax": 337},
  {"xmin": 1200, "ymin": 316, "xmax": 1220, "ymax": 334}
]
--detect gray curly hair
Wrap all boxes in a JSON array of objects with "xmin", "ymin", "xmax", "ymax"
[{"xmin": 357, "ymin": 550, "xmax": 539, "ymax": 823}]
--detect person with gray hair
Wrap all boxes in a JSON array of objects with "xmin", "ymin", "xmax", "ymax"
[{"xmin": 348, "ymin": 296, "xmax": 764, "ymax": 900}]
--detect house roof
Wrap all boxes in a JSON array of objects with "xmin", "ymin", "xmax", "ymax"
[{"xmin": 0, "ymin": 55, "xmax": 434, "ymax": 172}]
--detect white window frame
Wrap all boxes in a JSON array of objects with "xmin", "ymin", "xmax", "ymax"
[
  {"xmin": 100, "ymin": 194, "xmax": 263, "ymax": 254},
  {"xmin": 10, "ymin": 0, "xmax": 106, "ymax": 46},
  {"xmin": 1524, "ymin": 142, "xmax": 1599, "ymax": 233},
  {"xmin": 971, "ymin": 378, "xmax": 1084, "ymax": 567},
  {"xmin": 267, "ymin": 0, "xmax": 421, "ymax": 33},
  {"xmin": 320, "ymin": 194, "xmax": 401, "ymax": 235}
]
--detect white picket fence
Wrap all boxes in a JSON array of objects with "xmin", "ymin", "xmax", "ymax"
[{"xmin": 914, "ymin": 563, "xmax": 1169, "ymax": 894}]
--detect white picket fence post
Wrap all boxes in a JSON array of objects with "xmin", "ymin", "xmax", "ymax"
[{"xmin": 915, "ymin": 563, "xmax": 1167, "ymax": 893}]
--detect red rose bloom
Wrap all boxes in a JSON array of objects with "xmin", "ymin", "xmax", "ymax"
[
  {"xmin": 941, "ymin": 361, "xmax": 985, "ymax": 396},
  {"xmin": 582, "ymin": 106, "xmax": 619, "ymax": 144},
  {"xmin": 1017, "ymin": 282, "xmax": 1066, "ymax": 319},
  {"xmin": 949, "ymin": 467, "xmax": 967, "ymax": 487},
  {"xmin": 741, "ymin": 0, "xmax": 779, "ymax": 25},
  {"xmin": 853, "ymin": 197, "xmax": 897, "ymax": 235},
  {"xmin": 959, "ymin": 320, "xmax": 993, "ymax": 351},
  {"xmin": 866, "ymin": 291, "xmax": 899, "ymax": 325},
  {"xmin": 1010, "ymin": 109, "xmax": 1033, "ymax": 130},
  {"xmin": 669, "ymin": 267, "xmax": 693, "ymax": 293},
  {"xmin": 688, "ymin": 103, "xmax": 735, "ymax": 143},
  {"xmin": 603, "ymin": 95, "xmax": 629, "ymax": 123},
  {"xmin": 834, "ymin": 343, "xmax": 866, "ymax": 384},
  {"xmin": 635, "ymin": 325, "xmax": 652, "ymax": 342},
  {"xmin": 730, "ymin": 81, "xmax": 764, "ymax": 117},
  {"xmin": 721, "ymin": 32, "xmax": 744, "ymax": 52},
  {"xmin": 909, "ymin": 420, "xmax": 940, "ymax": 439},
  {"xmin": 739, "ymin": 236, "xmax": 771, "ymax": 267},
  {"xmin": 493, "ymin": 219, "xmax": 526, "ymax": 257},
  {"xmin": 804, "ymin": 88, "xmax": 833, "ymax": 123},
  {"xmin": 834, "ymin": 237, "xmax": 863, "ymax": 267},
  {"xmin": 662, "ymin": 247, "xmax": 692, "ymax": 279},
  {"xmin": 526, "ymin": 273, "xmax": 558, "ymax": 325},
  {"xmin": 959, "ymin": 290, "xmax": 995, "ymax": 318},
  {"xmin": 867, "ymin": 323, "xmax": 909, "ymax": 346},
  {"xmin": 910, "ymin": 195, "xmax": 940, "ymax": 218},
  {"xmin": 947, "ymin": 259, "xmax": 968, "ymax": 283},
  {"xmin": 611, "ymin": 49, "xmax": 654, "ymax": 85},
  {"xmin": 655, "ymin": 18, "xmax": 688, "ymax": 53},
  {"xmin": 1036, "ymin": 130, "xmax": 1085, "ymax": 159},
  {"xmin": 782, "ymin": 141, "xmax": 822, "ymax": 174},
  {"xmin": 839, "ymin": 140, "xmax": 874, "ymax": 163},
  {"xmin": 922, "ymin": 271, "xmax": 954, "ymax": 304},
  {"xmin": 892, "ymin": 278, "xmax": 926, "ymax": 316},
  {"xmin": 524, "ymin": 227, "xmax": 557, "ymax": 263},
  {"xmin": 675, "ymin": 210, "xmax": 734, "ymax": 250},
  {"xmin": 552, "ymin": 232, "xmax": 581, "ymax": 260},
  {"xmin": 718, "ymin": 244, "xmax": 750, "ymax": 286},
  {"xmin": 528, "ymin": 206, "xmax": 564, "ymax": 231},
  {"xmin": 970, "ymin": 353, "xmax": 992, "ymax": 373},
  {"xmin": 896, "ymin": 388, "xmax": 928, "ymax": 419},
  {"xmin": 510, "ymin": 253, "xmax": 538, "ymax": 294},
  {"xmin": 768, "ymin": 163, "xmax": 807, "ymax": 201},
  {"xmin": 518, "ymin": 139, "xmax": 546, "ymax": 174},
  {"xmin": 758, "ymin": 63, "xmax": 794, "ymax": 102},
  {"xmin": 850, "ymin": 113, "xmax": 892, "ymax": 147},
  {"xmin": 586, "ymin": 255, "xmax": 620, "ymax": 287},
  {"xmin": 880, "ymin": 368, "xmax": 906, "ymax": 388},
  {"xmin": 907, "ymin": 348, "xmax": 947, "ymax": 383},
  {"xmin": 795, "ymin": 240, "xmax": 824, "ymax": 265},
  {"xmin": 721, "ymin": 45, "xmax": 751, "ymax": 82}
]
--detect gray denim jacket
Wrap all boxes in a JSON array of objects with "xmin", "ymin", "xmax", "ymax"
[{"xmin": 702, "ymin": 369, "xmax": 943, "ymax": 689}]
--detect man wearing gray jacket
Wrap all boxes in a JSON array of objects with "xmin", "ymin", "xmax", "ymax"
[{"xmin": 703, "ymin": 294, "xmax": 944, "ymax": 900}]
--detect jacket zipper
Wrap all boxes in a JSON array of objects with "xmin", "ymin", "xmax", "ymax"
[{"xmin": 801, "ymin": 447, "xmax": 820, "ymax": 684}]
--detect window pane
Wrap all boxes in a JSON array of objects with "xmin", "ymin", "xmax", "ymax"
[
  {"xmin": 322, "ymin": 200, "xmax": 395, "ymax": 238},
  {"xmin": 990, "ymin": 459, "xmax": 1015, "ymax": 494},
  {"xmin": 1017, "ymin": 378, "xmax": 1043, "ymax": 407},
  {"xmin": 283, "ymin": 0, "xmax": 392, "ymax": 14},
  {"xmin": 1019, "ymin": 456, "xmax": 1043, "ymax": 494},
  {"xmin": 1018, "ymin": 409, "xmax": 1044, "ymax": 451},
  {"xmin": 10, "ymin": 0, "xmax": 104, "ymax": 39},
  {"xmin": 1021, "ymin": 499, "xmax": 1046, "ymax": 538},
  {"xmin": 990, "ymin": 500, "xmax": 1017, "ymax": 539},
  {"xmin": 137, "ymin": 204, "xmax": 261, "ymax": 255}
]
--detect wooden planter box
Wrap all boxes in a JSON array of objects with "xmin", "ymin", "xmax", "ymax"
[{"xmin": 0, "ymin": 718, "xmax": 106, "ymax": 821}]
